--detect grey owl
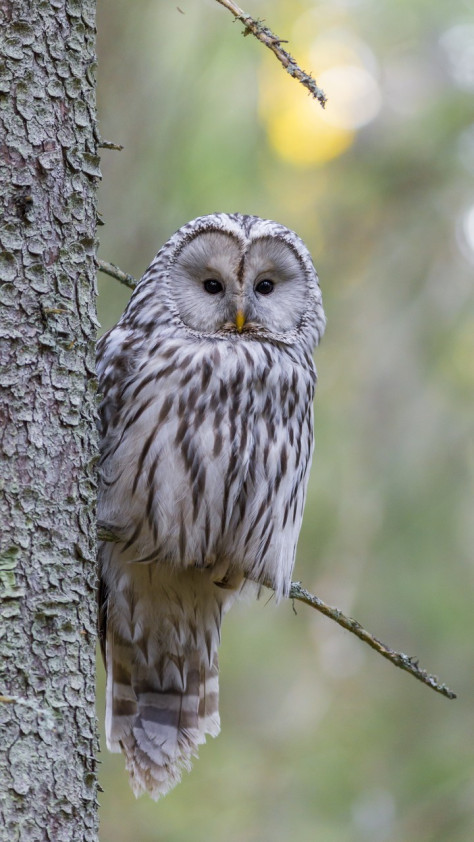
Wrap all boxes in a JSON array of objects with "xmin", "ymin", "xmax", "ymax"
[{"xmin": 97, "ymin": 213, "xmax": 325, "ymax": 799}]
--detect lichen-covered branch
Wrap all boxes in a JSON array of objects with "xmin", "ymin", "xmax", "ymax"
[
  {"xmin": 214, "ymin": 0, "xmax": 327, "ymax": 107},
  {"xmin": 97, "ymin": 258, "xmax": 137, "ymax": 289},
  {"xmin": 97, "ymin": 527, "xmax": 455, "ymax": 701}
]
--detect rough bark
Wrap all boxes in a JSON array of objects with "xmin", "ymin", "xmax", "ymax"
[{"xmin": 0, "ymin": 1, "xmax": 99, "ymax": 839}]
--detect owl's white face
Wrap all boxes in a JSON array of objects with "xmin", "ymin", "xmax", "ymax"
[{"xmin": 169, "ymin": 230, "xmax": 312, "ymax": 339}]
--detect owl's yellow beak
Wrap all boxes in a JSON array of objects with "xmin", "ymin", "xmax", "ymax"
[{"xmin": 235, "ymin": 310, "xmax": 246, "ymax": 333}]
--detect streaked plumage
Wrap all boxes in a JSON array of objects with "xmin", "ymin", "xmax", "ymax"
[{"xmin": 97, "ymin": 213, "xmax": 325, "ymax": 799}]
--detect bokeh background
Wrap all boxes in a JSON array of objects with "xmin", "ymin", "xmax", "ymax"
[{"xmin": 96, "ymin": 1, "xmax": 474, "ymax": 839}]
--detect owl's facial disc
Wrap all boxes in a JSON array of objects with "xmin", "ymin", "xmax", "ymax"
[
  {"xmin": 170, "ymin": 229, "xmax": 310, "ymax": 339},
  {"xmin": 170, "ymin": 231, "xmax": 242, "ymax": 334},
  {"xmin": 240, "ymin": 237, "xmax": 309, "ymax": 335}
]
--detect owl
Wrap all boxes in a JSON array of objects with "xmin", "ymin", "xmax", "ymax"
[{"xmin": 97, "ymin": 213, "xmax": 325, "ymax": 799}]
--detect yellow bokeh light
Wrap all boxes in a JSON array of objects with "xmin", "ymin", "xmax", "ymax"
[
  {"xmin": 259, "ymin": 25, "xmax": 381, "ymax": 167},
  {"xmin": 263, "ymin": 95, "xmax": 355, "ymax": 166}
]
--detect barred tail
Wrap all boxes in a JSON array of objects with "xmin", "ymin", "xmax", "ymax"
[
  {"xmin": 101, "ymin": 563, "xmax": 234, "ymax": 800},
  {"xmin": 105, "ymin": 631, "xmax": 220, "ymax": 799}
]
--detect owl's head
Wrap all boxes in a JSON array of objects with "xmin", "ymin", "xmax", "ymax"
[{"xmin": 131, "ymin": 214, "xmax": 325, "ymax": 350}]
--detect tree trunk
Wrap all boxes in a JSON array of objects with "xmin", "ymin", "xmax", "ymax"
[{"xmin": 0, "ymin": 1, "xmax": 99, "ymax": 839}]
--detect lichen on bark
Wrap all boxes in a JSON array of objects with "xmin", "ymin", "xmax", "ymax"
[{"xmin": 0, "ymin": 1, "xmax": 100, "ymax": 839}]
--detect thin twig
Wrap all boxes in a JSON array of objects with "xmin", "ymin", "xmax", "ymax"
[
  {"xmin": 98, "ymin": 140, "xmax": 124, "ymax": 150},
  {"xmin": 289, "ymin": 582, "xmax": 456, "ymax": 700},
  {"xmin": 97, "ymin": 259, "xmax": 137, "ymax": 290},
  {"xmin": 96, "ymin": 527, "xmax": 455, "ymax": 700},
  {"xmin": 214, "ymin": 0, "xmax": 326, "ymax": 107}
]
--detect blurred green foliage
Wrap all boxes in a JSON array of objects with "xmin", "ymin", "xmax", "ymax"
[{"xmin": 96, "ymin": 1, "xmax": 474, "ymax": 839}]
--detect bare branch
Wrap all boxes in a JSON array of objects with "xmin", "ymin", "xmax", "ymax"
[
  {"xmin": 97, "ymin": 258, "xmax": 137, "ymax": 290},
  {"xmin": 214, "ymin": 0, "xmax": 327, "ymax": 107},
  {"xmin": 289, "ymin": 582, "xmax": 456, "ymax": 700},
  {"xmin": 98, "ymin": 140, "xmax": 124, "ymax": 150},
  {"xmin": 97, "ymin": 526, "xmax": 121, "ymax": 543},
  {"xmin": 96, "ymin": 527, "xmax": 455, "ymax": 700}
]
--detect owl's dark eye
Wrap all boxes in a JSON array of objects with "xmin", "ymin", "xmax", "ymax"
[
  {"xmin": 203, "ymin": 279, "xmax": 224, "ymax": 295},
  {"xmin": 255, "ymin": 279, "xmax": 274, "ymax": 296}
]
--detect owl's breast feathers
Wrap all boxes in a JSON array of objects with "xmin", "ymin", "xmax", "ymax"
[{"xmin": 98, "ymin": 332, "xmax": 316, "ymax": 598}]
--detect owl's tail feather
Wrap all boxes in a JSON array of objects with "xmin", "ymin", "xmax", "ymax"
[{"xmin": 106, "ymin": 634, "xmax": 220, "ymax": 800}]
